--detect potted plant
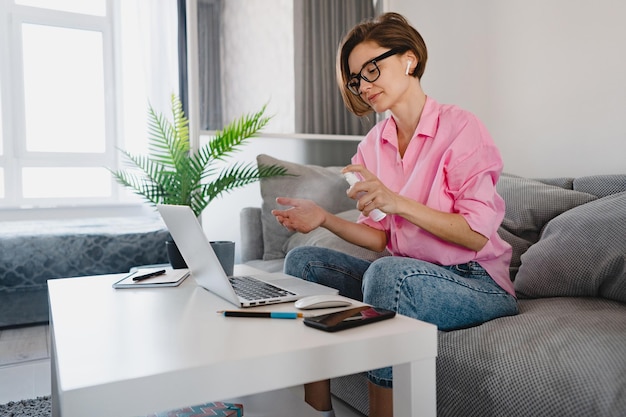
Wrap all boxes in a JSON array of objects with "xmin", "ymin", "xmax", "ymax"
[{"xmin": 110, "ymin": 95, "xmax": 287, "ymax": 267}]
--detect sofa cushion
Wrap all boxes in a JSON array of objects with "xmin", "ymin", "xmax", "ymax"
[
  {"xmin": 514, "ymin": 192, "xmax": 626, "ymax": 302},
  {"xmin": 437, "ymin": 297, "xmax": 626, "ymax": 417},
  {"xmin": 496, "ymin": 174, "xmax": 597, "ymax": 279},
  {"xmin": 284, "ymin": 210, "xmax": 390, "ymax": 261},
  {"xmin": 257, "ymin": 154, "xmax": 355, "ymax": 261}
]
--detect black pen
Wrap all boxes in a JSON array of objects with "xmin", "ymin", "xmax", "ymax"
[{"xmin": 132, "ymin": 269, "xmax": 167, "ymax": 281}]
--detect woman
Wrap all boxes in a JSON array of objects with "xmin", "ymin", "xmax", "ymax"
[{"xmin": 272, "ymin": 12, "xmax": 518, "ymax": 417}]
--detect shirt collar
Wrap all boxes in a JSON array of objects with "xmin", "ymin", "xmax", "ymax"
[
  {"xmin": 417, "ymin": 96, "xmax": 439, "ymax": 139},
  {"xmin": 380, "ymin": 96, "xmax": 439, "ymax": 146}
]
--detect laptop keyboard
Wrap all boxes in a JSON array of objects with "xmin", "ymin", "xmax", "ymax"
[{"xmin": 229, "ymin": 275, "xmax": 296, "ymax": 301}]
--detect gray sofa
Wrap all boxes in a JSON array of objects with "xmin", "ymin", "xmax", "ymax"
[{"xmin": 240, "ymin": 154, "xmax": 626, "ymax": 417}]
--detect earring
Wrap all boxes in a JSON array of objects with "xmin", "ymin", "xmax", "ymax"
[{"xmin": 405, "ymin": 60, "xmax": 412, "ymax": 76}]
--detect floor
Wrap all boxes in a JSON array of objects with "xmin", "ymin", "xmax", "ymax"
[
  {"xmin": 0, "ymin": 325, "xmax": 362, "ymax": 416},
  {"xmin": 0, "ymin": 324, "xmax": 51, "ymax": 405}
]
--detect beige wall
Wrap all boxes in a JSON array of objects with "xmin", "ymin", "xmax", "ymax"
[{"xmin": 387, "ymin": 0, "xmax": 626, "ymax": 177}]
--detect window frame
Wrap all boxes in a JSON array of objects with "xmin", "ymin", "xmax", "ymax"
[{"xmin": 1, "ymin": 0, "xmax": 119, "ymax": 209}]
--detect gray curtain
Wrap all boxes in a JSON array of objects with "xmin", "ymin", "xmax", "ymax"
[
  {"xmin": 177, "ymin": 0, "xmax": 189, "ymax": 117},
  {"xmin": 294, "ymin": 0, "xmax": 376, "ymax": 135},
  {"xmin": 197, "ymin": 0, "xmax": 222, "ymax": 130}
]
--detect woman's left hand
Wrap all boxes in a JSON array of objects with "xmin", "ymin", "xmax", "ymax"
[{"xmin": 271, "ymin": 197, "xmax": 327, "ymax": 233}]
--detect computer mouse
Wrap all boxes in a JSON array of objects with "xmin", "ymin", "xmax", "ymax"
[{"xmin": 294, "ymin": 295, "xmax": 353, "ymax": 310}]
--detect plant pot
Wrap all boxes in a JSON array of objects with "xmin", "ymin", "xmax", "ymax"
[
  {"xmin": 166, "ymin": 240, "xmax": 187, "ymax": 269},
  {"xmin": 210, "ymin": 241, "xmax": 235, "ymax": 276}
]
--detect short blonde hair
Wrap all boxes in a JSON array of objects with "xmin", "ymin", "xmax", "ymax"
[{"xmin": 336, "ymin": 12, "xmax": 428, "ymax": 116}]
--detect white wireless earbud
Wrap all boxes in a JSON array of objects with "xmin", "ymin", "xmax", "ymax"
[{"xmin": 405, "ymin": 60, "xmax": 412, "ymax": 76}]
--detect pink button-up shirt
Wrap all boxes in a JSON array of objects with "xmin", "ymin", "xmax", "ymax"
[{"xmin": 352, "ymin": 97, "xmax": 515, "ymax": 296}]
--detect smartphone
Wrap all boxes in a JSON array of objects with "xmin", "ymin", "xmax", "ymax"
[{"xmin": 303, "ymin": 306, "xmax": 396, "ymax": 332}]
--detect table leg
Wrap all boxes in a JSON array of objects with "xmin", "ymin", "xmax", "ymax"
[
  {"xmin": 50, "ymin": 313, "xmax": 60, "ymax": 417},
  {"xmin": 393, "ymin": 357, "xmax": 436, "ymax": 417}
]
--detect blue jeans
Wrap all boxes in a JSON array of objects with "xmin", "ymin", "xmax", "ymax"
[{"xmin": 284, "ymin": 246, "xmax": 518, "ymax": 388}]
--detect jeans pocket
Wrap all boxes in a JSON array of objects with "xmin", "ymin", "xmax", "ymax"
[{"xmin": 452, "ymin": 261, "xmax": 490, "ymax": 278}]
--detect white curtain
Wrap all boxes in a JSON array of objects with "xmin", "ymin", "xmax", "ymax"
[{"xmin": 119, "ymin": 0, "xmax": 179, "ymax": 153}]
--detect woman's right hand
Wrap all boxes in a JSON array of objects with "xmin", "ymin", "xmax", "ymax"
[
  {"xmin": 271, "ymin": 197, "xmax": 327, "ymax": 233},
  {"xmin": 342, "ymin": 164, "xmax": 399, "ymax": 217}
]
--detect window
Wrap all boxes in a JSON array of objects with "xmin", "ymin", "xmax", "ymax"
[
  {"xmin": 22, "ymin": 24, "xmax": 107, "ymax": 154},
  {"xmin": 0, "ymin": 0, "xmax": 179, "ymax": 211}
]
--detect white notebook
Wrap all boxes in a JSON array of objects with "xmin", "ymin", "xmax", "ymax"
[{"xmin": 112, "ymin": 267, "xmax": 190, "ymax": 289}]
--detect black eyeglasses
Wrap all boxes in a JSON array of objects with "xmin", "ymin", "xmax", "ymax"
[{"xmin": 346, "ymin": 48, "xmax": 404, "ymax": 96}]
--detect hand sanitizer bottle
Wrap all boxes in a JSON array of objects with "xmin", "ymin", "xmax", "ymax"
[{"xmin": 343, "ymin": 172, "xmax": 387, "ymax": 221}]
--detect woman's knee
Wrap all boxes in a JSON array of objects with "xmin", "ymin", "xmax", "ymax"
[
  {"xmin": 284, "ymin": 246, "xmax": 329, "ymax": 277},
  {"xmin": 285, "ymin": 247, "xmax": 371, "ymax": 299},
  {"xmin": 362, "ymin": 257, "xmax": 412, "ymax": 309}
]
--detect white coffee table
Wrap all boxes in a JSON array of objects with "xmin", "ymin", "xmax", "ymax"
[{"xmin": 49, "ymin": 265, "xmax": 437, "ymax": 417}]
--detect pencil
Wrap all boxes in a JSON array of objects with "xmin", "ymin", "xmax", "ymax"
[{"xmin": 218, "ymin": 310, "xmax": 304, "ymax": 319}]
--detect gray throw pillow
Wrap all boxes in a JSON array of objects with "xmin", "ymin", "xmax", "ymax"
[
  {"xmin": 257, "ymin": 154, "xmax": 355, "ymax": 261},
  {"xmin": 515, "ymin": 192, "xmax": 626, "ymax": 303},
  {"xmin": 573, "ymin": 174, "xmax": 626, "ymax": 198},
  {"xmin": 532, "ymin": 177, "xmax": 574, "ymax": 190},
  {"xmin": 496, "ymin": 174, "xmax": 597, "ymax": 279},
  {"xmin": 284, "ymin": 210, "xmax": 390, "ymax": 262}
]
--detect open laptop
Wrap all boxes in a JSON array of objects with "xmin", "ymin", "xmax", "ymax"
[{"xmin": 157, "ymin": 204, "xmax": 338, "ymax": 307}]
